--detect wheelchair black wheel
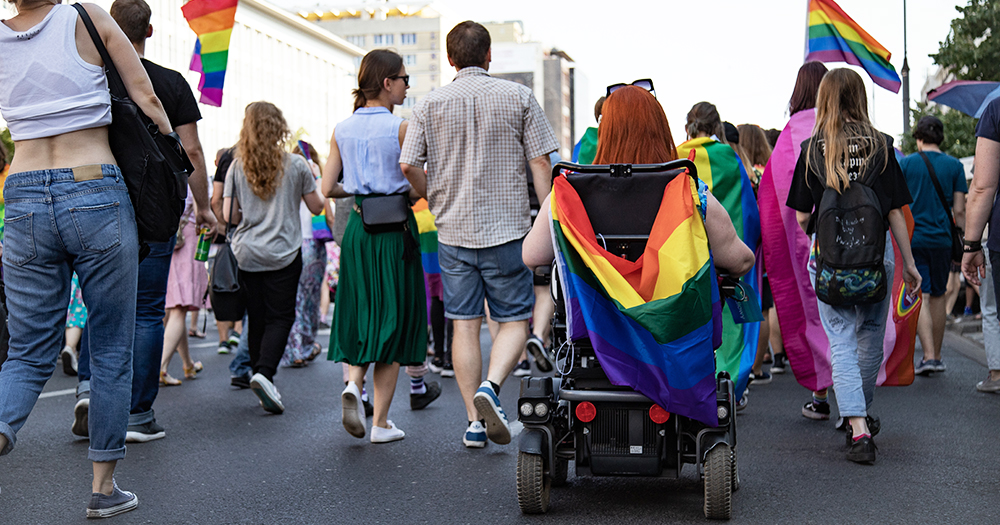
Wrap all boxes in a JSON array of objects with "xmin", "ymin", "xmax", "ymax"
[
  {"xmin": 550, "ymin": 456, "xmax": 569, "ymax": 487},
  {"xmin": 703, "ymin": 445, "xmax": 733, "ymax": 520},
  {"xmin": 731, "ymin": 448, "xmax": 740, "ymax": 492},
  {"xmin": 517, "ymin": 452, "xmax": 551, "ymax": 514}
]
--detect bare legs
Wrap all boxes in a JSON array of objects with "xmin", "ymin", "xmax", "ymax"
[
  {"xmin": 92, "ymin": 460, "xmax": 116, "ymax": 495},
  {"xmin": 161, "ymin": 308, "xmax": 195, "ymax": 380},
  {"xmin": 348, "ymin": 363, "xmax": 399, "ymax": 429},
  {"xmin": 917, "ymin": 295, "xmax": 947, "ymax": 362},
  {"xmin": 64, "ymin": 326, "xmax": 83, "ymax": 351},
  {"xmin": 452, "ymin": 317, "xmax": 529, "ymax": 421}
]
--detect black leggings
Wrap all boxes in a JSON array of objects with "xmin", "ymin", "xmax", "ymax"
[{"xmin": 241, "ymin": 251, "xmax": 302, "ymax": 381}]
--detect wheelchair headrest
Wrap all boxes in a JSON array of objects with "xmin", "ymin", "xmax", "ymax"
[{"xmin": 552, "ymin": 160, "xmax": 698, "ymax": 237}]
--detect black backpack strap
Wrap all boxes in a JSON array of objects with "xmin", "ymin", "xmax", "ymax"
[
  {"xmin": 918, "ymin": 151, "xmax": 958, "ymax": 231},
  {"xmin": 71, "ymin": 3, "xmax": 128, "ymax": 98}
]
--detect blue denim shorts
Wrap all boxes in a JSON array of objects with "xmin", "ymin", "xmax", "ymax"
[{"xmin": 438, "ymin": 238, "xmax": 533, "ymax": 322}]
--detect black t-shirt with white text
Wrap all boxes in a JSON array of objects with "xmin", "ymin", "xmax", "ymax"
[{"xmin": 786, "ymin": 132, "xmax": 912, "ymax": 234}]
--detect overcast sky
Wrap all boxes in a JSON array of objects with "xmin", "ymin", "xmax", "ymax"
[{"xmin": 437, "ymin": 0, "xmax": 966, "ymax": 144}]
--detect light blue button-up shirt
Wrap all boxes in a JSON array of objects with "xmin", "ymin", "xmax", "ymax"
[{"xmin": 336, "ymin": 106, "xmax": 410, "ymax": 195}]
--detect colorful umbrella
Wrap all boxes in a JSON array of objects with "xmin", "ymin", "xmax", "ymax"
[{"xmin": 927, "ymin": 80, "xmax": 1000, "ymax": 118}]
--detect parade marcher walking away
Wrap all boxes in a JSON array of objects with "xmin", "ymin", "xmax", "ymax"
[
  {"xmin": 324, "ymin": 49, "xmax": 436, "ymax": 443},
  {"xmin": 0, "ymin": 0, "xmax": 174, "ymax": 516},
  {"xmin": 961, "ymin": 96, "xmax": 1000, "ymax": 393},
  {"xmin": 400, "ymin": 21, "xmax": 559, "ymax": 448},
  {"xmin": 224, "ymin": 101, "xmax": 326, "ymax": 414},
  {"xmin": 786, "ymin": 68, "xmax": 921, "ymax": 464},
  {"xmin": 900, "ymin": 115, "xmax": 967, "ymax": 375}
]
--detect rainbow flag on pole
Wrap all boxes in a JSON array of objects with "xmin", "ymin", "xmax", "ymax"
[
  {"xmin": 182, "ymin": 0, "xmax": 238, "ymax": 107},
  {"xmin": 676, "ymin": 137, "xmax": 761, "ymax": 400},
  {"xmin": 550, "ymin": 174, "xmax": 722, "ymax": 426},
  {"xmin": 806, "ymin": 0, "xmax": 901, "ymax": 93}
]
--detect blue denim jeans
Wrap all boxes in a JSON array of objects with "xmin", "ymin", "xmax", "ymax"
[
  {"xmin": 810, "ymin": 232, "xmax": 893, "ymax": 418},
  {"xmin": 76, "ymin": 238, "xmax": 174, "ymax": 427},
  {"xmin": 229, "ymin": 313, "xmax": 251, "ymax": 378},
  {"xmin": 0, "ymin": 166, "xmax": 138, "ymax": 461}
]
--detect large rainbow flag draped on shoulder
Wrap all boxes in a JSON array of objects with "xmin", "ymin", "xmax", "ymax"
[
  {"xmin": 676, "ymin": 137, "xmax": 760, "ymax": 400},
  {"xmin": 182, "ymin": 0, "xmax": 238, "ymax": 107},
  {"xmin": 760, "ymin": 110, "xmax": 921, "ymax": 390},
  {"xmin": 806, "ymin": 0, "xmax": 901, "ymax": 93},
  {"xmin": 550, "ymin": 174, "xmax": 722, "ymax": 427}
]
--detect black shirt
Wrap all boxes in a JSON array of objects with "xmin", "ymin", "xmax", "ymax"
[
  {"xmin": 214, "ymin": 147, "xmax": 235, "ymax": 184},
  {"xmin": 786, "ymin": 132, "xmax": 912, "ymax": 234},
  {"xmin": 142, "ymin": 58, "xmax": 201, "ymax": 129},
  {"xmin": 976, "ymin": 98, "xmax": 1000, "ymax": 250}
]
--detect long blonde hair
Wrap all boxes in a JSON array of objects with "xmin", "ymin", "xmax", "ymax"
[
  {"xmin": 808, "ymin": 68, "xmax": 887, "ymax": 193},
  {"xmin": 235, "ymin": 102, "xmax": 289, "ymax": 200}
]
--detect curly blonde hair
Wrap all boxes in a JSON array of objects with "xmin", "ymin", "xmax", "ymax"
[{"xmin": 236, "ymin": 102, "xmax": 289, "ymax": 200}]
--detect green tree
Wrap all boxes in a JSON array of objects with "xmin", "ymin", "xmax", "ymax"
[
  {"xmin": 903, "ymin": 0, "xmax": 997, "ymax": 156},
  {"xmin": 1, "ymin": 128, "xmax": 12, "ymax": 165}
]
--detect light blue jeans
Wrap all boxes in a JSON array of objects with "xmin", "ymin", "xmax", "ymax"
[
  {"xmin": 810, "ymin": 232, "xmax": 893, "ymax": 418},
  {"xmin": 0, "ymin": 165, "xmax": 138, "ymax": 462},
  {"xmin": 982, "ymin": 248, "xmax": 1000, "ymax": 370}
]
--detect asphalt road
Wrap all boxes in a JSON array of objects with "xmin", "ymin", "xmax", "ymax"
[{"xmin": 1, "ymin": 320, "xmax": 998, "ymax": 524}]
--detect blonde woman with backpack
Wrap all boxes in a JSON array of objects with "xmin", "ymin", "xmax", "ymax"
[{"xmin": 786, "ymin": 68, "xmax": 921, "ymax": 464}]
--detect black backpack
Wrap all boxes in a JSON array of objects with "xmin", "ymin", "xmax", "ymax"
[{"xmin": 813, "ymin": 171, "xmax": 888, "ymax": 306}]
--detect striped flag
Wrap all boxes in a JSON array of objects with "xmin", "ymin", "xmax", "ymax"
[
  {"xmin": 182, "ymin": 0, "xmax": 238, "ymax": 106},
  {"xmin": 806, "ymin": 0, "xmax": 901, "ymax": 93},
  {"xmin": 551, "ymin": 174, "xmax": 722, "ymax": 426}
]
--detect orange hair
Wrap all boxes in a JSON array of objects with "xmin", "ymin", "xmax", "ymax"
[{"xmin": 593, "ymin": 86, "xmax": 677, "ymax": 164}]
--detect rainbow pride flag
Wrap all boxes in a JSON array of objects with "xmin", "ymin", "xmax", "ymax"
[
  {"xmin": 412, "ymin": 199, "xmax": 440, "ymax": 275},
  {"xmin": 550, "ymin": 174, "xmax": 722, "ymax": 426},
  {"xmin": 806, "ymin": 0, "xmax": 901, "ymax": 93},
  {"xmin": 182, "ymin": 0, "xmax": 238, "ymax": 107},
  {"xmin": 676, "ymin": 137, "xmax": 760, "ymax": 400},
  {"xmin": 760, "ymin": 109, "xmax": 920, "ymax": 390}
]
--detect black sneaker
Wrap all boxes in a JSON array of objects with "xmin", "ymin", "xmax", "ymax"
[
  {"xmin": 843, "ymin": 416, "xmax": 881, "ymax": 446},
  {"xmin": 125, "ymin": 420, "xmax": 166, "ymax": 443},
  {"xmin": 846, "ymin": 435, "xmax": 877, "ymax": 464},
  {"xmin": 512, "ymin": 359, "xmax": 531, "ymax": 377},
  {"xmin": 770, "ymin": 353, "xmax": 787, "ymax": 374},
  {"xmin": 749, "ymin": 370, "xmax": 771, "ymax": 385},
  {"xmin": 428, "ymin": 358, "xmax": 445, "ymax": 374},
  {"xmin": 525, "ymin": 335, "xmax": 553, "ymax": 373},
  {"xmin": 86, "ymin": 481, "xmax": 138, "ymax": 518},
  {"xmin": 915, "ymin": 359, "xmax": 935, "ymax": 376},
  {"xmin": 440, "ymin": 362, "xmax": 455, "ymax": 378},
  {"xmin": 410, "ymin": 381, "xmax": 442, "ymax": 410},
  {"xmin": 72, "ymin": 394, "xmax": 89, "ymax": 437},
  {"xmin": 230, "ymin": 373, "xmax": 251, "ymax": 389},
  {"xmin": 802, "ymin": 401, "xmax": 830, "ymax": 420}
]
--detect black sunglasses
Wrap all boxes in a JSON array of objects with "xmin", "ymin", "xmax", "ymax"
[
  {"xmin": 606, "ymin": 78, "xmax": 655, "ymax": 97},
  {"xmin": 388, "ymin": 75, "xmax": 410, "ymax": 87}
]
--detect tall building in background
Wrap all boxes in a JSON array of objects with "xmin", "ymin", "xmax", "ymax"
[
  {"xmin": 291, "ymin": 1, "xmax": 456, "ymax": 117},
  {"xmin": 487, "ymin": 21, "xmax": 581, "ymax": 160}
]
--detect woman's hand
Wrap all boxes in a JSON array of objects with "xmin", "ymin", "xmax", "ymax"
[{"xmin": 963, "ymin": 250, "xmax": 986, "ymax": 286}]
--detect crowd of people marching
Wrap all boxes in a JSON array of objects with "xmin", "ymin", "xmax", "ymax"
[{"xmin": 1, "ymin": 0, "xmax": 999, "ymax": 519}]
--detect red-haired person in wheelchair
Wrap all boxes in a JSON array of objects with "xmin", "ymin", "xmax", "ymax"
[{"xmin": 522, "ymin": 85, "xmax": 754, "ymax": 277}]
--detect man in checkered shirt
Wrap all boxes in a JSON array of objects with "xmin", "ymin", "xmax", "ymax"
[{"xmin": 401, "ymin": 20, "xmax": 558, "ymax": 449}]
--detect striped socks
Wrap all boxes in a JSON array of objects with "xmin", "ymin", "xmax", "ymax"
[{"xmin": 410, "ymin": 376, "xmax": 426, "ymax": 395}]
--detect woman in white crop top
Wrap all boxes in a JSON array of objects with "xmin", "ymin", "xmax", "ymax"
[{"xmin": 0, "ymin": 0, "xmax": 171, "ymax": 518}]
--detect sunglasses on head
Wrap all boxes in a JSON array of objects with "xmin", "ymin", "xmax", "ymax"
[
  {"xmin": 606, "ymin": 78, "xmax": 655, "ymax": 97},
  {"xmin": 388, "ymin": 75, "xmax": 410, "ymax": 87}
]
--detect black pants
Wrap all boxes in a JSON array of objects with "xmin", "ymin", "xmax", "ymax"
[{"xmin": 241, "ymin": 251, "xmax": 302, "ymax": 381}]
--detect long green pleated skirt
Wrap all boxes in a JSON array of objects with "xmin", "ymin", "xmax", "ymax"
[{"xmin": 329, "ymin": 197, "xmax": 427, "ymax": 366}]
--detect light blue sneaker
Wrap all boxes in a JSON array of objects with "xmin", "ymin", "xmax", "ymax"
[
  {"xmin": 463, "ymin": 421, "xmax": 487, "ymax": 448},
  {"xmin": 473, "ymin": 381, "xmax": 511, "ymax": 445}
]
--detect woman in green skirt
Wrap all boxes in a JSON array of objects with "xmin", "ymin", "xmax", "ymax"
[{"xmin": 322, "ymin": 49, "xmax": 426, "ymax": 444}]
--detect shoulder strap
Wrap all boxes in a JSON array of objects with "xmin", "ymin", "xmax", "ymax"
[
  {"xmin": 918, "ymin": 151, "xmax": 957, "ymax": 228},
  {"xmin": 71, "ymin": 3, "xmax": 128, "ymax": 99}
]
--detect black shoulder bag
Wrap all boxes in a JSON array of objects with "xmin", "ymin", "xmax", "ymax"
[
  {"xmin": 209, "ymin": 182, "xmax": 246, "ymax": 322},
  {"xmin": 73, "ymin": 4, "xmax": 192, "ymax": 248},
  {"xmin": 919, "ymin": 152, "xmax": 963, "ymax": 263}
]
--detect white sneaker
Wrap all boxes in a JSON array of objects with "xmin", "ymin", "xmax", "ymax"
[
  {"xmin": 249, "ymin": 373, "xmax": 284, "ymax": 414},
  {"xmin": 60, "ymin": 346, "xmax": 78, "ymax": 376},
  {"xmin": 341, "ymin": 381, "xmax": 366, "ymax": 438},
  {"xmin": 370, "ymin": 420, "xmax": 405, "ymax": 443}
]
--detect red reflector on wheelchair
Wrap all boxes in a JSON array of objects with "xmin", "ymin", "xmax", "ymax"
[
  {"xmin": 575, "ymin": 401, "xmax": 596, "ymax": 423},
  {"xmin": 649, "ymin": 404, "xmax": 670, "ymax": 424}
]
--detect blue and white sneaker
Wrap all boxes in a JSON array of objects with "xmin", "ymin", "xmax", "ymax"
[
  {"xmin": 473, "ymin": 381, "xmax": 511, "ymax": 445},
  {"xmin": 463, "ymin": 421, "xmax": 487, "ymax": 448}
]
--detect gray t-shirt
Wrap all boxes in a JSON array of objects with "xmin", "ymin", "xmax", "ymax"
[{"xmin": 224, "ymin": 152, "xmax": 316, "ymax": 272}]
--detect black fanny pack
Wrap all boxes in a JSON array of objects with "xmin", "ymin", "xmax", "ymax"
[{"xmin": 355, "ymin": 194, "xmax": 410, "ymax": 234}]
